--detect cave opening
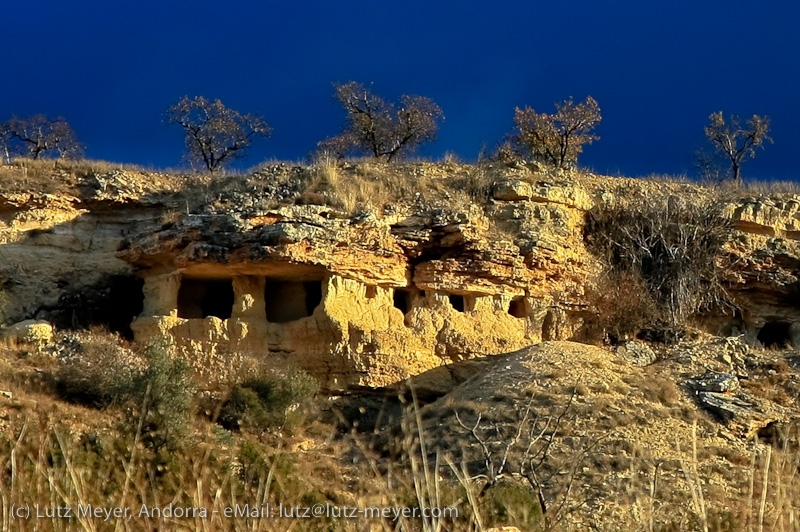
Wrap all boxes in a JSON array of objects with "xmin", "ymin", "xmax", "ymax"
[
  {"xmin": 108, "ymin": 276, "xmax": 145, "ymax": 339},
  {"xmin": 393, "ymin": 288, "xmax": 413, "ymax": 314},
  {"xmin": 177, "ymin": 278, "xmax": 234, "ymax": 319},
  {"xmin": 264, "ymin": 279, "xmax": 323, "ymax": 323},
  {"xmin": 508, "ymin": 297, "xmax": 526, "ymax": 318},
  {"xmin": 757, "ymin": 321, "xmax": 793, "ymax": 349},
  {"xmin": 449, "ymin": 294, "xmax": 465, "ymax": 313},
  {"xmin": 49, "ymin": 274, "xmax": 144, "ymax": 340}
]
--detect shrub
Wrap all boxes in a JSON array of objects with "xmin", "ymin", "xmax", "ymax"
[
  {"xmin": 482, "ymin": 479, "xmax": 543, "ymax": 531},
  {"xmin": 319, "ymin": 81, "xmax": 444, "ymax": 162},
  {"xmin": 219, "ymin": 369, "xmax": 319, "ymax": 431},
  {"xmin": 1, "ymin": 114, "xmax": 83, "ymax": 160},
  {"xmin": 585, "ymin": 191, "xmax": 733, "ymax": 338},
  {"xmin": 704, "ymin": 111, "xmax": 771, "ymax": 183},
  {"xmin": 583, "ymin": 269, "xmax": 660, "ymax": 343},
  {"xmin": 166, "ymin": 96, "xmax": 271, "ymax": 172},
  {"xmin": 128, "ymin": 341, "xmax": 195, "ymax": 454},
  {"xmin": 513, "ymin": 96, "xmax": 601, "ymax": 168},
  {"xmin": 56, "ymin": 331, "xmax": 145, "ymax": 407}
]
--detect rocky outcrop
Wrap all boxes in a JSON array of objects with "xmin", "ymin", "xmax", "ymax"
[
  {"xmin": 4, "ymin": 162, "xmax": 800, "ymax": 391},
  {"xmin": 0, "ymin": 167, "xmax": 176, "ymax": 333},
  {"xmin": 119, "ymin": 175, "xmax": 596, "ymax": 389},
  {"xmin": 721, "ymin": 195, "xmax": 800, "ymax": 336}
]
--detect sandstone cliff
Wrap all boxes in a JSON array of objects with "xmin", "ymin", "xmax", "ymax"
[{"xmin": 2, "ymin": 161, "xmax": 799, "ymax": 391}]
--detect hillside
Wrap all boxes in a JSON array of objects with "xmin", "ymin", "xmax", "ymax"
[{"xmin": 1, "ymin": 158, "xmax": 800, "ymax": 531}]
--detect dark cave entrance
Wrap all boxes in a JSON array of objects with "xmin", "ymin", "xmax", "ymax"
[
  {"xmin": 449, "ymin": 294, "xmax": 466, "ymax": 313},
  {"xmin": 177, "ymin": 278, "xmax": 234, "ymax": 319},
  {"xmin": 49, "ymin": 274, "xmax": 144, "ymax": 340},
  {"xmin": 757, "ymin": 321, "xmax": 793, "ymax": 349},
  {"xmin": 108, "ymin": 276, "xmax": 145, "ymax": 339},
  {"xmin": 508, "ymin": 297, "xmax": 526, "ymax": 318},
  {"xmin": 393, "ymin": 288, "xmax": 413, "ymax": 315},
  {"xmin": 264, "ymin": 279, "xmax": 323, "ymax": 323}
]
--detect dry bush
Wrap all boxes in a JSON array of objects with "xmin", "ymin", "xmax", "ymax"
[
  {"xmin": 624, "ymin": 367, "xmax": 682, "ymax": 408},
  {"xmin": 583, "ymin": 269, "xmax": 661, "ymax": 343},
  {"xmin": 585, "ymin": 190, "xmax": 734, "ymax": 338},
  {"xmin": 56, "ymin": 330, "xmax": 146, "ymax": 407}
]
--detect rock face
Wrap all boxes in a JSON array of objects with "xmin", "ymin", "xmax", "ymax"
[
  {"xmin": 722, "ymin": 195, "xmax": 800, "ymax": 337},
  {"xmin": 0, "ymin": 191, "xmax": 164, "ymax": 334},
  {"xmin": 120, "ymin": 181, "xmax": 596, "ymax": 389},
  {"xmin": 4, "ymin": 162, "xmax": 800, "ymax": 391}
]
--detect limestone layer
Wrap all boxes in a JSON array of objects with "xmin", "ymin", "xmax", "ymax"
[
  {"xmin": 120, "ymin": 188, "xmax": 594, "ymax": 389},
  {"xmin": 3, "ymin": 164, "xmax": 800, "ymax": 389}
]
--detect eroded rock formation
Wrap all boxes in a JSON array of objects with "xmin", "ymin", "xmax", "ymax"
[
  {"xmin": 2, "ymin": 163, "xmax": 800, "ymax": 390},
  {"xmin": 118, "ymin": 182, "xmax": 596, "ymax": 389}
]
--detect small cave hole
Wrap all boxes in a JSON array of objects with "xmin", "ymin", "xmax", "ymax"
[
  {"xmin": 508, "ymin": 297, "xmax": 526, "ymax": 318},
  {"xmin": 265, "ymin": 279, "xmax": 323, "ymax": 323},
  {"xmin": 757, "ymin": 321, "xmax": 793, "ymax": 349},
  {"xmin": 393, "ymin": 288, "xmax": 412, "ymax": 314},
  {"xmin": 365, "ymin": 285, "xmax": 378, "ymax": 299},
  {"xmin": 449, "ymin": 294, "xmax": 465, "ymax": 313},
  {"xmin": 177, "ymin": 278, "xmax": 234, "ymax": 319}
]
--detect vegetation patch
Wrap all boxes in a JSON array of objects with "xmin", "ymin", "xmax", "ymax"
[
  {"xmin": 219, "ymin": 369, "xmax": 319, "ymax": 431},
  {"xmin": 584, "ymin": 190, "xmax": 734, "ymax": 342}
]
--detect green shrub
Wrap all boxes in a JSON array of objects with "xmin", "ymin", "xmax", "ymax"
[
  {"xmin": 482, "ymin": 479, "xmax": 544, "ymax": 531},
  {"xmin": 219, "ymin": 369, "xmax": 319, "ymax": 431},
  {"xmin": 124, "ymin": 341, "xmax": 195, "ymax": 456}
]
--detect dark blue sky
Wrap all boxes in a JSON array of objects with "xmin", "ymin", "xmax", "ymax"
[{"xmin": 2, "ymin": 1, "xmax": 798, "ymax": 179}]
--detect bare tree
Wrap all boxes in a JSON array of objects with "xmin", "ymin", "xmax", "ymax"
[
  {"xmin": 1, "ymin": 115, "xmax": 83, "ymax": 160},
  {"xmin": 514, "ymin": 96, "xmax": 601, "ymax": 169},
  {"xmin": 320, "ymin": 81, "xmax": 444, "ymax": 162},
  {"xmin": 704, "ymin": 111, "xmax": 771, "ymax": 184},
  {"xmin": 455, "ymin": 390, "xmax": 608, "ymax": 530},
  {"xmin": 693, "ymin": 148, "xmax": 723, "ymax": 183},
  {"xmin": 166, "ymin": 96, "xmax": 271, "ymax": 172}
]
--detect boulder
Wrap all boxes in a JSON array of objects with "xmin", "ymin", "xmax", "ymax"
[
  {"xmin": 616, "ymin": 341, "xmax": 656, "ymax": 366},
  {"xmin": 697, "ymin": 391, "xmax": 757, "ymax": 423},
  {"xmin": 1, "ymin": 319, "xmax": 54, "ymax": 345},
  {"xmin": 492, "ymin": 180, "xmax": 533, "ymax": 201},
  {"xmin": 691, "ymin": 371, "xmax": 740, "ymax": 393}
]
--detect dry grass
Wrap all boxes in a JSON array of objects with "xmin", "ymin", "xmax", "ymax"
[
  {"xmin": 0, "ymin": 158, "xmax": 184, "ymax": 197},
  {"xmin": 3, "ymin": 334, "xmax": 800, "ymax": 530},
  {"xmin": 302, "ymin": 157, "xmax": 499, "ymax": 215},
  {"xmin": 0, "ymin": 337, "xmax": 480, "ymax": 531}
]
